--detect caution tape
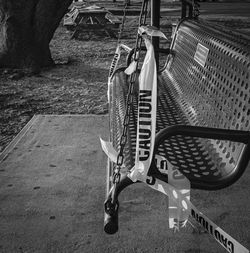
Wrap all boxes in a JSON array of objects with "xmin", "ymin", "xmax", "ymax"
[
  {"xmin": 138, "ymin": 25, "xmax": 168, "ymax": 39},
  {"xmin": 142, "ymin": 167, "xmax": 249, "ymax": 253},
  {"xmin": 129, "ymin": 37, "xmax": 157, "ymax": 182},
  {"xmin": 190, "ymin": 205, "xmax": 248, "ymax": 253},
  {"xmin": 107, "ymin": 44, "xmax": 133, "ymax": 103},
  {"xmin": 107, "ymin": 45, "xmax": 121, "ymax": 103}
]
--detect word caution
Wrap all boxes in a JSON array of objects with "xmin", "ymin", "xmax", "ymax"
[{"xmin": 138, "ymin": 90, "xmax": 152, "ymax": 162}]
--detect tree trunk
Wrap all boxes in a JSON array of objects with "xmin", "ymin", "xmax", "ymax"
[{"xmin": 0, "ymin": 0, "xmax": 72, "ymax": 71}]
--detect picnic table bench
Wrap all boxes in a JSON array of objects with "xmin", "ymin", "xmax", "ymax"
[
  {"xmin": 105, "ymin": 15, "xmax": 250, "ymax": 234},
  {"xmin": 64, "ymin": 4, "xmax": 121, "ymax": 39}
]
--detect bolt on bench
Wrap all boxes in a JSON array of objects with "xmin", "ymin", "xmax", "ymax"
[{"xmin": 104, "ymin": 0, "xmax": 250, "ymax": 248}]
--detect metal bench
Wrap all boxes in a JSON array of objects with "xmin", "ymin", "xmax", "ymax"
[{"xmin": 104, "ymin": 6, "xmax": 250, "ymax": 235}]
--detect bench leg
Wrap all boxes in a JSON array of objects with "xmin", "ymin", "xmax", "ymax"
[{"xmin": 104, "ymin": 175, "xmax": 135, "ymax": 234}]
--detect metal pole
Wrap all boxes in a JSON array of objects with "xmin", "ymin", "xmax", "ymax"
[
  {"xmin": 181, "ymin": 0, "xmax": 187, "ymax": 19},
  {"xmin": 151, "ymin": 0, "xmax": 160, "ymax": 69}
]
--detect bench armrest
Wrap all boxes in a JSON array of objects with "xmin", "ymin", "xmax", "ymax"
[{"xmin": 150, "ymin": 125, "xmax": 250, "ymax": 190}]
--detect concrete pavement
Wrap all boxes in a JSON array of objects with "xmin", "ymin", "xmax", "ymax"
[{"xmin": 0, "ymin": 115, "xmax": 249, "ymax": 252}]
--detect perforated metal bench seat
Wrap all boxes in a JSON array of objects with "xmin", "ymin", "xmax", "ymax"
[{"xmin": 110, "ymin": 19, "xmax": 250, "ymax": 191}]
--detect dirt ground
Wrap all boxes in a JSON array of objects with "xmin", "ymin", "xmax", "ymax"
[
  {"xmin": 0, "ymin": 26, "xmax": 115, "ymax": 152},
  {"xmin": 0, "ymin": 13, "xmax": 173, "ymax": 153}
]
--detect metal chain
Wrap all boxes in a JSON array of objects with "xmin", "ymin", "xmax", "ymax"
[
  {"xmin": 113, "ymin": 0, "xmax": 149, "ymax": 185},
  {"xmin": 113, "ymin": 74, "xmax": 135, "ymax": 184}
]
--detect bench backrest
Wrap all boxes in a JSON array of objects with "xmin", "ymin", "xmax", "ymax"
[{"xmin": 162, "ymin": 19, "xmax": 250, "ymax": 172}]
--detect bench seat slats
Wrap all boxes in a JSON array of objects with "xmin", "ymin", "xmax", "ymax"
[
  {"xmin": 164, "ymin": 19, "xmax": 250, "ymax": 173},
  {"xmin": 111, "ymin": 71, "xmax": 226, "ymax": 185}
]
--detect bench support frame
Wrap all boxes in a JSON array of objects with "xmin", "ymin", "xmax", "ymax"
[
  {"xmin": 103, "ymin": 0, "xmax": 250, "ymax": 237},
  {"xmin": 104, "ymin": 125, "xmax": 250, "ymax": 234}
]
